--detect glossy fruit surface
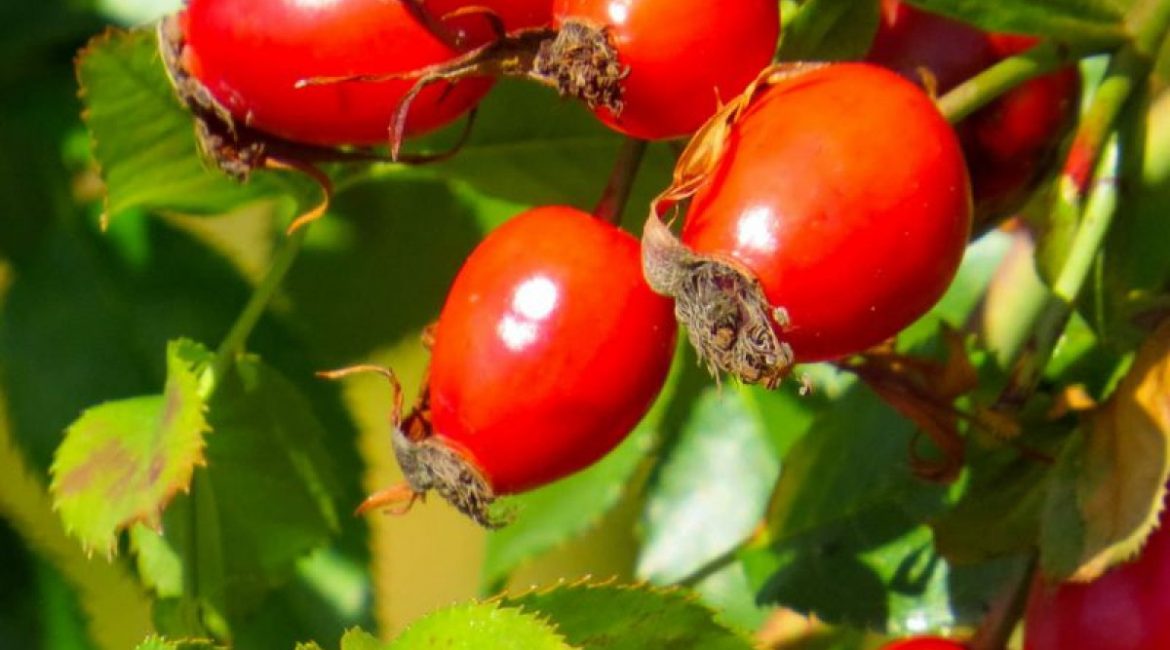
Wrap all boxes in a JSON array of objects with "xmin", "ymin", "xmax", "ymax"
[
  {"xmin": 867, "ymin": 0, "xmax": 1080, "ymax": 224},
  {"xmin": 428, "ymin": 206, "xmax": 677, "ymax": 494},
  {"xmin": 679, "ymin": 63, "xmax": 971, "ymax": 362},
  {"xmin": 551, "ymin": 0, "xmax": 779, "ymax": 140},
  {"xmin": 881, "ymin": 637, "xmax": 966, "ymax": 650},
  {"xmin": 180, "ymin": 0, "xmax": 548, "ymax": 145},
  {"xmin": 1024, "ymin": 517, "xmax": 1170, "ymax": 650}
]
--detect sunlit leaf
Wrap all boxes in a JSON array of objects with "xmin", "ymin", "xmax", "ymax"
[
  {"xmin": 77, "ymin": 28, "xmax": 303, "ymax": 224},
  {"xmin": 1041, "ymin": 319, "xmax": 1170, "ymax": 581},
  {"xmin": 389, "ymin": 604, "xmax": 570, "ymax": 650},
  {"xmin": 339, "ymin": 627, "xmax": 387, "ymax": 650},
  {"xmin": 50, "ymin": 339, "xmax": 210, "ymax": 554},
  {"xmin": 505, "ymin": 581, "xmax": 753, "ymax": 649}
]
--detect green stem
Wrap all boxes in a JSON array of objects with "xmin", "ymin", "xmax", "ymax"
[
  {"xmin": 205, "ymin": 226, "xmax": 309, "ymax": 396},
  {"xmin": 937, "ymin": 40, "xmax": 1084, "ymax": 124},
  {"xmin": 998, "ymin": 136, "xmax": 1121, "ymax": 408},
  {"xmin": 1060, "ymin": 0, "xmax": 1170, "ymax": 197},
  {"xmin": 593, "ymin": 137, "xmax": 648, "ymax": 226},
  {"xmin": 991, "ymin": 0, "xmax": 1170, "ymax": 405}
]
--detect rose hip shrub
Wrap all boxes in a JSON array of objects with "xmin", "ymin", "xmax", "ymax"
[{"xmin": 10, "ymin": 0, "xmax": 1169, "ymax": 649}]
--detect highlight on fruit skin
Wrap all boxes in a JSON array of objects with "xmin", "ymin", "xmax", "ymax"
[
  {"xmin": 643, "ymin": 62, "xmax": 972, "ymax": 386},
  {"xmin": 328, "ymin": 206, "xmax": 677, "ymax": 526}
]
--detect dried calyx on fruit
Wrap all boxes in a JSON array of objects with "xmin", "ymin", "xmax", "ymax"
[
  {"xmin": 328, "ymin": 206, "xmax": 677, "ymax": 526},
  {"xmin": 643, "ymin": 63, "xmax": 972, "ymax": 386},
  {"xmin": 158, "ymin": 0, "xmax": 547, "ymax": 229},
  {"xmin": 363, "ymin": 0, "xmax": 780, "ymax": 143}
]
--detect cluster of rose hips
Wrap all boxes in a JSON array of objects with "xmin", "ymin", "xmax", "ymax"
[{"xmin": 166, "ymin": 0, "xmax": 1079, "ymax": 544}]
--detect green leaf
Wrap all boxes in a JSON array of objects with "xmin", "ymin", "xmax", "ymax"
[
  {"xmin": 904, "ymin": 0, "xmax": 1129, "ymax": 46},
  {"xmin": 285, "ymin": 177, "xmax": 514, "ymax": 363},
  {"xmin": 689, "ymin": 561, "xmax": 773, "ymax": 632},
  {"xmin": 423, "ymin": 80, "xmax": 675, "ymax": 221},
  {"xmin": 132, "ymin": 350, "xmax": 341, "ymax": 636},
  {"xmin": 1040, "ymin": 321, "xmax": 1170, "ymax": 581},
  {"xmin": 482, "ymin": 348, "xmax": 683, "ymax": 590},
  {"xmin": 77, "ymin": 27, "xmax": 295, "ymax": 224},
  {"xmin": 931, "ymin": 432, "xmax": 1058, "ymax": 563},
  {"xmin": 778, "ymin": 0, "xmax": 881, "ymax": 62},
  {"xmin": 637, "ymin": 385, "xmax": 813, "ymax": 585},
  {"xmin": 749, "ymin": 384, "xmax": 1010, "ymax": 632},
  {"xmin": 50, "ymin": 339, "xmax": 210, "ymax": 554},
  {"xmin": 389, "ymin": 604, "xmax": 571, "ymax": 650},
  {"xmin": 134, "ymin": 636, "xmax": 222, "ymax": 650},
  {"xmin": 505, "ymin": 582, "xmax": 753, "ymax": 649}
]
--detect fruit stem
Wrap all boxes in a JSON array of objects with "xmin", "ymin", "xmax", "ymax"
[
  {"xmin": 997, "ymin": 135, "xmax": 1121, "ymax": 408},
  {"xmin": 205, "ymin": 226, "xmax": 309, "ymax": 397},
  {"xmin": 937, "ymin": 39, "xmax": 1085, "ymax": 124},
  {"xmin": 593, "ymin": 137, "xmax": 648, "ymax": 226},
  {"xmin": 968, "ymin": 554, "xmax": 1038, "ymax": 650}
]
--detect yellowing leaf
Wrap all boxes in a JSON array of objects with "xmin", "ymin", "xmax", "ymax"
[
  {"xmin": 50, "ymin": 339, "xmax": 211, "ymax": 554},
  {"xmin": 1074, "ymin": 320, "xmax": 1170, "ymax": 580}
]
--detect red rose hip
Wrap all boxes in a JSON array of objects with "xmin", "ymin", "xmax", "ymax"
[
  {"xmin": 174, "ymin": 0, "xmax": 527, "ymax": 146},
  {"xmin": 881, "ymin": 637, "xmax": 967, "ymax": 650},
  {"xmin": 644, "ymin": 63, "xmax": 972, "ymax": 385},
  {"xmin": 1024, "ymin": 517, "xmax": 1170, "ymax": 650},
  {"xmin": 348, "ymin": 206, "xmax": 677, "ymax": 525},
  {"xmin": 540, "ymin": 0, "xmax": 779, "ymax": 140}
]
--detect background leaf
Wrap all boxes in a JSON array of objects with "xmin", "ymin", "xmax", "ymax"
[
  {"xmin": 744, "ymin": 383, "xmax": 1013, "ymax": 633},
  {"xmin": 778, "ymin": 0, "xmax": 881, "ymax": 61},
  {"xmin": 421, "ymin": 80, "xmax": 675, "ymax": 226},
  {"xmin": 636, "ymin": 385, "xmax": 812, "ymax": 585},
  {"xmin": 904, "ymin": 0, "xmax": 1129, "ymax": 46},
  {"xmin": 133, "ymin": 636, "xmax": 221, "ymax": 650}
]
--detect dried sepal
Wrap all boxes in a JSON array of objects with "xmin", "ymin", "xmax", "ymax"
[{"xmin": 640, "ymin": 63, "xmax": 826, "ymax": 387}]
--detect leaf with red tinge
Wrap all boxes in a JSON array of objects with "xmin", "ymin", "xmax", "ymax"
[
  {"xmin": 1041, "ymin": 319, "xmax": 1170, "ymax": 581},
  {"xmin": 50, "ymin": 339, "xmax": 211, "ymax": 554}
]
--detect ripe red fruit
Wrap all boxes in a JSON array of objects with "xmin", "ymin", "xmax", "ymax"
[
  {"xmin": 645, "ymin": 63, "xmax": 971, "ymax": 384},
  {"xmin": 867, "ymin": 0, "xmax": 1080, "ymax": 227},
  {"xmin": 1024, "ymin": 519, "xmax": 1170, "ymax": 650},
  {"xmin": 543, "ymin": 0, "xmax": 779, "ymax": 140},
  {"xmin": 881, "ymin": 637, "xmax": 967, "ymax": 650},
  {"xmin": 358, "ymin": 206, "xmax": 677, "ymax": 525},
  {"xmin": 176, "ymin": 0, "xmax": 549, "ymax": 146}
]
